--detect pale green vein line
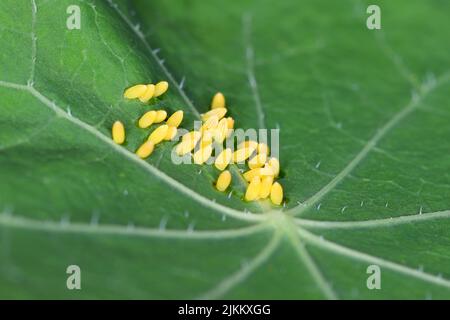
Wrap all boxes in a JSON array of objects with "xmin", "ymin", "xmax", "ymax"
[
  {"xmin": 287, "ymin": 73, "xmax": 450, "ymax": 217},
  {"xmin": 353, "ymin": 0, "xmax": 421, "ymax": 91},
  {"xmin": 0, "ymin": 214, "xmax": 269, "ymax": 240},
  {"xmin": 0, "ymin": 80, "xmax": 28, "ymax": 91},
  {"xmin": 285, "ymin": 225, "xmax": 338, "ymax": 299},
  {"xmin": 106, "ymin": 0, "xmax": 200, "ymax": 117},
  {"xmin": 297, "ymin": 227, "xmax": 450, "ymax": 289},
  {"xmin": 198, "ymin": 231, "xmax": 281, "ymax": 299},
  {"xmin": 88, "ymin": 1, "xmax": 128, "ymax": 87},
  {"xmin": 374, "ymin": 31, "xmax": 421, "ymax": 91},
  {"xmin": 0, "ymin": 80, "xmax": 264, "ymax": 222},
  {"xmin": 0, "ymin": 116, "xmax": 56, "ymax": 152},
  {"xmin": 242, "ymin": 13, "xmax": 265, "ymax": 129},
  {"xmin": 29, "ymin": 0, "xmax": 37, "ymax": 85},
  {"xmin": 295, "ymin": 210, "xmax": 450, "ymax": 230}
]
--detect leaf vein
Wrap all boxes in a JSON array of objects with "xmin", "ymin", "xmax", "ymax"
[
  {"xmin": 297, "ymin": 227, "xmax": 450, "ymax": 289},
  {"xmin": 0, "ymin": 213, "xmax": 269, "ymax": 240},
  {"xmin": 288, "ymin": 73, "xmax": 450, "ymax": 217}
]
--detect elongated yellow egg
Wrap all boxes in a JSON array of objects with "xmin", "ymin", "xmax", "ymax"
[
  {"xmin": 226, "ymin": 117, "xmax": 234, "ymax": 137},
  {"xmin": 154, "ymin": 110, "xmax": 167, "ymax": 123},
  {"xmin": 214, "ymin": 148, "xmax": 232, "ymax": 171},
  {"xmin": 233, "ymin": 145, "xmax": 257, "ymax": 163},
  {"xmin": 260, "ymin": 175, "xmax": 273, "ymax": 199},
  {"xmin": 136, "ymin": 141, "xmax": 154, "ymax": 159},
  {"xmin": 138, "ymin": 110, "xmax": 157, "ymax": 128},
  {"xmin": 216, "ymin": 170, "xmax": 231, "ymax": 192},
  {"xmin": 201, "ymin": 108, "xmax": 227, "ymax": 122},
  {"xmin": 193, "ymin": 145, "xmax": 213, "ymax": 164},
  {"xmin": 248, "ymin": 153, "xmax": 267, "ymax": 169},
  {"xmin": 148, "ymin": 124, "xmax": 169, "ymax": 144},
  {"xmin": 175, "ymin": 141, "xmax": 191, "ymax": 156},
  {"xmin": 176, "ymin": 131, "xmax": 202, "ymax": 155},
  {"xmin": 201, "ymin": 115, "xmax": 219, "ymax": 132},
  {"xmin": 164, "ymin": 126, "xmax": 177, "ymax": 141},
  {"xmin": 227, "ymin": 117, "xmax": 234, "ymax": 129},
  {"xmin": 258, "ymin": 143, "xmax": 270, "ymax": 155},
  {"xmin": 124, "ymin": 84, "xmax": 147, "ymax": 99},
  {"xmin": 213, "ymin": 118, "xmax": 228, "ymax": 143},
  {"xmin": 245, "ymin": 176, "xmax": 261, "ymax": 201},
  {"xmin": 112, "ymin": 121, "xmax": 125, "ymax": 144},
  {"xmin": 154, "ymin": 81, "xmax": 169, "ymax": 97},
  {"xmin": 270, "ymin": 182, "xmax": 283, "ymax": 205},
  {"xmin": 200, "ymin": 130, "xmax": 213, "ymax": 146},
  {"xmin": 211, "ymin": 92, "xmax": 225, "ymax": 109},
  {"xmin": 260, "ymin": 163, "xmax": 275, "ymax": 176},
  {"xmin": 238, "ymin": 140, "xmax": 258, "ymax": 150},
  {"xmin": 243, "ymin": 166, "xmax": 273, "ymax": 182},
  {"xmin": 243, "ymin": 168, "xmax": 260, "ymax": 182},
  {"xmin": 166, "ymin": 110, "xmax": 183, "ymax": 128},
  {"xmin": 182, "ymin": 130, "xmax": 202, "ymax": 142},
  {"xmin": 268, "ymin": 157, "xmax": 280, "ymax": 177},
  {"xmin": 138, "ymin": 84, "xmax": 155, "ymax": 103}
]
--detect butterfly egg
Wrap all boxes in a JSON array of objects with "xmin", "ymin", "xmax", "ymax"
[
  {"xmin": 112, "ymin": 121, "xmax": 125, "ymax": 144},
  {"xmin": 260, "ymin": 163, "xmax": 275, "ymax": 176},
  {"xmin": 258, "ymin": 143, "xmax": 270, "ymax": 155},
  {"xmin": 243, "ymin": 165, "xmax": 274, "ymax": 182},
  {"xmin": 201, "ymin": 107, "xmax": 227, "ymax": 122},
  {"xmin": 193, "ymin": 144, "xmax": 213, "ymax": 164},
  {"xmin": 148, "ymin": 124, "xmax": 169, "ymax": 144},
  {"xmin": 154, "ymin": 110, "xmax": 168, "ymax": 123},
  {"xmin": 166, "ymin": 110, "xmax": 184, "ymax": 128},
  {"xmin": 268, "ymin": 157, "xmax": 280, "ymax": 177},
  {"xmin": 136, "ymin": 141, "xmax": 155, "ymax": 159},
  {"xmin": 213, "ymin": 118, "xmax": 228, "ymax": 143},
  {"xmin": 259, "ymin": 176, "xmax": 273, "ymax": 199},
  {"xmin": 248, "ymin": 153, "xmax": 267, "ymax": 169},
  {"xmin": 164, "ymin": 126, "xmax": 177, "ymax": 141},
  {"xmin": 182, "ymin": 130, "xmax": 202, "ymax": 143},
  {"xmin": 238, "ymin": 140, "xmax": 259, "ymax": 150},
  {"xmin": 138, "ymin": 110, "xmax": 157, "ymax": 128},
  {"xmin": 226, "ymin": 117, "xmax": 234, "ymax": 138},
  {"xmin": 259, "ymin": 175, "xmax": 273, "ymax": 199},
  {"xmin": 124, "ymin": 84, "xmax": 147, "ymax": 99},
  {"xmin": 245, "ymin": 176, "xmax": 261, "ymax": 201},
  {"xmin": 176, "ymin": 131, "xmax": 202, "ymax": 155},
  {"xmin": 138, "ymin": 84, "xmax": 155, "ymax": 103},
  {"xmin": 270, "ymin": 182, "xmax": 283, "ymax": 205},
  {"xmin": 233, "ymin": 145, "xmax": 257, "ymax": 163},
  {"xmin": 154, "ymin": 81, "xmax": 169, "ymax": 97},
  {"xmin": 226, "ymin": 117, "xmax": 234, "ymax": 129},
  {"xmin": 214, "ymin": 148, "xmax": 232, "ymax": 171},
  {"xmin": 175, "ymin": 142, "xmax": 185, "ymax": 155},
  {"xmin": 201, "ymin": 115, "xmax": 219, "ymax": 132},
  {"xmin": 243, "ymin": 168, "xmax": 261, "ymax": 182},
  {"xmin": 211, "ymin": 92, "xmax": 225, "ymax": 109},
  {"xmin": 200, "ymin": 130, "xmax": 213, "ymax": 146},
  {"xmin": 175, "ymin": 140, "xmax": 192, "ymax": 156},
  {"xmin": 216, "ymin": 170, "xmax": 231, "ymax": 192}
]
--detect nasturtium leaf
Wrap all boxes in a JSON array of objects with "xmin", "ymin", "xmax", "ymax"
[{"xmin": 0, "ymin": 0, "xmax": 449, "ymax": 299}]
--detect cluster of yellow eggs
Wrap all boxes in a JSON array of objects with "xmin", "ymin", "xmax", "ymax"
[
  {"xmin": 112, "ymin": 81, "xmax": 183, "ymax": 159},
  {"xmin": 112, "ymin": 83, "xmax": 283, "ymax": 206}
]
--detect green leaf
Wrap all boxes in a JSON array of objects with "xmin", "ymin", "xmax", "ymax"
[{"xmin": 0, "ymin": 0, "xmax": 449, "ymax": 299}]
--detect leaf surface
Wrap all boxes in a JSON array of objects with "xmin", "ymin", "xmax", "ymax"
[{"xmin": 0, "ymin": 0, "xmax": 449, "ymax": 298}]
